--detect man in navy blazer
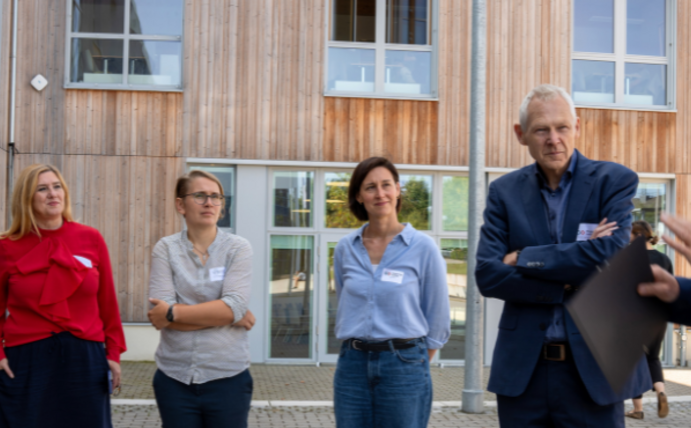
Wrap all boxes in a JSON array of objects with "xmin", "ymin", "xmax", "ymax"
[{"xmin": 476, "ymin": 84, "xmax": 650, "ymax": 427}]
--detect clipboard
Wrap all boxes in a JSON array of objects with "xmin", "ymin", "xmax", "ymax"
[{"xmin": 566, "ymin": 236, "xmax": 668, "ymax": 392}]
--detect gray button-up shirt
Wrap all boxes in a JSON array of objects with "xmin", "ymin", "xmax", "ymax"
[{"xmin": 149, "ymin": 229, "xmax": 253, "ymax": 384}]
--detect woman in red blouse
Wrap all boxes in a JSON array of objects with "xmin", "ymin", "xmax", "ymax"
[{"xmin": 0, "ymin": 164, "xmax": 126, "ymax": 428}]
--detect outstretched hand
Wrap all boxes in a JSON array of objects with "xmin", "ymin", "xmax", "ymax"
[
  {"xmin": 638, "ymin": 264, "xmax": 680, "ymax": 303},
  {"xmin": 661, "ymin": 213, "xmax": 691, "ymax": 265}
]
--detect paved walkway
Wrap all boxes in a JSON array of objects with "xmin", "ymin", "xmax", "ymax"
[{"xmin": 112, "ymin": 362, "xmax": 691, "ymax": 427}]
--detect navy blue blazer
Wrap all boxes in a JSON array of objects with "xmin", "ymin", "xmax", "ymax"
[
  {"xmin": 670, "ymin": 277, "xmax": 691, "ymax": 325},
  {"xmin": 476, "ymin": 149, "xmax": 651, "ymax": 406}
]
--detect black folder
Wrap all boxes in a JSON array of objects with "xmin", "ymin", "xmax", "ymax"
[{"xmin": 565, "ymin": 236, "xmax": 668, "ymax": 393}]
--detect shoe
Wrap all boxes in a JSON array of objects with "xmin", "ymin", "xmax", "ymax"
[
  {"xmin": 658, "ymin": 392, "xmax": 669, "ymax": 418},
  {"xmin": 625, "ymin": 410, "xmax": 644, "ymax": 420}
]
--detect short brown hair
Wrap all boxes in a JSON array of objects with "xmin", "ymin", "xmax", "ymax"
[
  {"xmin": 632, "ymin": 220, "xmax": 658, "ymax": 245},
  {"xmin": 175, "ymin": 170, "xmax": 226, "ymax": 219},
  {"xmin": 348, "ymin": 157, "xmax": 401, "ymax": 221},
  {"xmin": 1, "ymin": 164, "xmax": 74, "ymax": 240}
]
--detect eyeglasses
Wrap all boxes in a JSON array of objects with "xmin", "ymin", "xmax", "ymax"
[{"xmin": 181, "ymin": 192, "xmax": 225, "ymax": 206}]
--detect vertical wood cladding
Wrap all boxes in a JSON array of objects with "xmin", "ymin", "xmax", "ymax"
[
  {"xmin": 675, "ymin": 175, "xmax": 691, "ymax": 277},
  {"xmin": 11, "ymin": 153, "xmax": 184, "ymax": 322},
  {"xmin": 485, "ymin": 0, "xmax": 572, "ymax": 169}
]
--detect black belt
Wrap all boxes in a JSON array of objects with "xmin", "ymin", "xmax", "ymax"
[
  {"xmin": 542, "ymin": 342, "xmax": 570, "ymax": 361},
  {"xmin": 348, "ymin": 338, "xmax": 417, "ymax": 352}
]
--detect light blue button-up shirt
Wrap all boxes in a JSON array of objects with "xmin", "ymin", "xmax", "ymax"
[{"xmin": 333, "ymin": 223, "xmax": 451, "ymax": 350}]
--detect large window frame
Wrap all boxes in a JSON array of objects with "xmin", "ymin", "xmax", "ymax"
[
  {"xmin": 571, "ymin": 0, "xmax": 676, "ymax": 110},
  {"xmin": 64, "ymin": 0, "xmax": 184, "ymax": 92},
  {"xmin": 265, "ymin": 166, "xmax": 469, "ymax": 364},
  {"xmin": 324, "ymin": 0, "xmax": 440, "ymax": 100}
]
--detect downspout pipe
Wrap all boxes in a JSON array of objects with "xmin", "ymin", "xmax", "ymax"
[{"xmin": 6, "ymin": 0, "xmax": 18, "ymax": 226}]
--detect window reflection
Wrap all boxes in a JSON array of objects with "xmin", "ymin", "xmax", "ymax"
[
  {"xmin": 332, "ymin": 0, "xmax": 376, "ymax": 42},
  {"xmin": 129, "ymin": 41, "xmax": 182, "ymax": 86},
  {"xmin": 633, "ymin": 182, "xmax": 666, "ymax": 241},
  {"xmin": 572, "ymin": 60, "xmax": 615, "ymax": 104},
  {"xmin": 324, "ymin": 172, "xmax": 364, "ymax": 229},
  {"xmin": 573, "ymin": 0, "xmax": 614, "ymax": 53},
  {"xmin": 386, "ymin": 0, "xmax": 429, "ymax": 45},
  {"xmin": 384, "ymin": 50, "xmax": 431, "ymax": 95},
  {"xmin": 328, "ymin": 48, "xmax": 376, "ymax": 93},
  {"xmin": 72, "ymin": 0, "xmax": 125, "ymax": 33},
  {"xmin": 269, "ymin": 236, "xmax": 314, "ymax": 359},
  {"xmin": 71, "ymin": 39, "xmax": 124, "ymax": 84},
  {"xmin": 130, "ymin": 0, "xmax": 184, "ymax": 36},
  {"xmin": 624, "ymin": 63, "xmax": 666, "ymax": 106},
  {"xmin": 442, "ymin": 176, "xmax": 468, "ymax": 231},
  {"xmin": 439, "ymin": 239, "xmax": 467, "ymax": 360},
  {"xmin": 273, "ymin": 171, "xmax": 313, "ymax": 228},
  {"xmin": 399, "ymin": 174, "xmax": 432, "ymax": 230},
  {"xmin": 326, "ymin": 242, "xmax": 340, "ymax": 354},
  {"xmin": 627, "ymin": 0, "xmax": 666, "ymax": 57}
]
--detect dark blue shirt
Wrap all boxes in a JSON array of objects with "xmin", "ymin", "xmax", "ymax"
[{"xmin": 534, "ymin": 154, "xmax": 577, "ymax": 342}]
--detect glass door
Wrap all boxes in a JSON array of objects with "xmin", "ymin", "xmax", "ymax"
[{"xmin": 317, "ymin": 234, "xmax": 348, "ymax": 363}]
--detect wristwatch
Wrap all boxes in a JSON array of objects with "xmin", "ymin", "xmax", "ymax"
[{"xmin": 166, "ymin": 304, "xmax": 175, "ymax": 323}]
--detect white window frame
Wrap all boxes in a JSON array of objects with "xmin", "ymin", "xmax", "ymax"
[
  {"xmin": 571, "ymin": 0, "xmax": 676, "ymax": 110},
  {"xmin": 64, "ymin": 0, "xmax": 183, "ymax": 92},
  {"xmin": 324, "ymin": 0, "xmax": 439, "ymax": 100}
]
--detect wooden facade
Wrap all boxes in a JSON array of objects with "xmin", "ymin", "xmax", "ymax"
[{"xmin": 1, "ymin": 0, "xmax": 690, "ymax": 321}]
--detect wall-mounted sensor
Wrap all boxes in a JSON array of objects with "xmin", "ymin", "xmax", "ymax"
[{"xmin": 31, "ymin": 74, "xmax": 48, "ymax": 91}]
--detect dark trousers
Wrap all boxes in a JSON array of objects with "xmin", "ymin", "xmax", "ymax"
[
  {"xmin": 634, "ymin": 332, "xmax": 665, "ymax": 399},
  {"xmin": 0, "ymin": 332, "xmax": 111, "ymax": 428},
  {"xmin": 153, "ymin": 369, "xmax": 253, "ymax": 428},
  {"xmin": 497, "ymin": 355, "xmax": 624, "ymax": 428}
]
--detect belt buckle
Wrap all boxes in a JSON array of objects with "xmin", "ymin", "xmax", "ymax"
[
  {"xmin": 351, "ymin": 340, "xmax": 362, "ymax": 351},
  {"xmin": 544, "ymin": 344, "xmax": 566, "ymax": 361}
]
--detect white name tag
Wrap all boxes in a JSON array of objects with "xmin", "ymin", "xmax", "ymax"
[
  {"xmin": 74, "ymin": 255, "xmax": 93, "ymax": 268},
  {"xmin": 576, "ymin": 223, "xmax": 599, "ymax": 241},
  {"xmin": 381, "ymin": 269, "xmax": 404, "ymax": 284},
  {"xmin": 209, "ymin": 267, "xmax": 226, "ymax": 281}
]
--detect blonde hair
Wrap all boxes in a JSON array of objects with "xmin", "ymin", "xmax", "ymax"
[
  {"xmin": 175, "ymin": 170, "xmax": 226, "ymax": 219},
  {"xmin": 0, "ymin": 164, "xmax": 74, "ymax": 240}
]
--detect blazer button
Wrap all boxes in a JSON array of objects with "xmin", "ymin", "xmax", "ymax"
[{"xmin": 539, "ymin": 322, "xmax": 547, "ymax": 331}]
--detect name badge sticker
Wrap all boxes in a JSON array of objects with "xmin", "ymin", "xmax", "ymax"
[
  {"xmin": 209, "ymin": 267, "xmax": 226, "ymax": 282},
  {"xmin": 576, "ymin": 223, "xmax": 599, "ymax": 241},
  {"xmin": 381, "ymin": 269, "xmax": 404, "ymax": 284},
  {"xmin": 74, "ymin": 255, "xmax": 93, "ymax": 268}
]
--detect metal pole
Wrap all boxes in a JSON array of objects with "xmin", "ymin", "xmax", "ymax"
[
  {"xmin": 462, "ymin": 0, "xmax": 486, "ymax": 415},
  {"xmin": 6, "ymin": 0, "xmax": 19, "ymax": 227}
]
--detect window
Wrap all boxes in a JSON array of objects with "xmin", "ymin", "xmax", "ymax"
[
  {"xmin": 66, "ymin": 0, "xmax": 183, "ymax": 91},
  {"xmin": 633, "ymin": 181, "xmax": 669, "ymax": 253},
  {"xmin": 326, "ymin": 0, "xmax": 437, "ymax": 99},
  {"xmin": 572, "ymin": 0, "xmax": 674, "ymax": 109},
  {"xmin": 272, "ymin": 171, "xmax": 314, "ymax": 228}
]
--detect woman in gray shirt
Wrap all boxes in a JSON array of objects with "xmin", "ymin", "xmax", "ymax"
[{"xmin": 147, "ymin": 170, "xmax": 255, "ymax": 428}]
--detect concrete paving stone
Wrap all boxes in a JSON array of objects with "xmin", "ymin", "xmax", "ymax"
[
  {"xmin": 119, "ymin": 362, "xmax": 691, "ymax": 402},
  {"xmin": 112, "ymin": 402, "xmax": 691, "ymax": 428}
]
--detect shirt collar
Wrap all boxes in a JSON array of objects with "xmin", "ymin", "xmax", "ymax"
[
  {"xmin": 352, "ymin": 222, "xmax": 415, "ymax": 246},
  {"xmin": 534, "ymin": 152, "xmax": 577, "ymax": 188},
  {"xmin": 180, "ymin": 227, "xmax": 223, "ymax": 254}
]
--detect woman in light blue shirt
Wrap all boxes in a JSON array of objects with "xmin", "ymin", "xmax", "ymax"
[{"xmin": 333, "ymin": 157, "xmax": 451, "ymax": 428}]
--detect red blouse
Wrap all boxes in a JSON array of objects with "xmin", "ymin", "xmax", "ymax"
[{"xmin": 0, "ymin": 221, "xmax": 126, "ymax": 362}]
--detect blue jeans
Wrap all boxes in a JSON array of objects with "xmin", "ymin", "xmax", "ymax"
[
  {"xmin": 333, "ymin": 338, "xmax": 432, "ymax": 428},
  {"xmin": 153, "ymin": 369, "xmax": 253, "ymax": 428}
]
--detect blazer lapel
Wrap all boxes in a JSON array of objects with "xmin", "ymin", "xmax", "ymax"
[
  {"xmin": 521, "ymin": 170, "xmax": 552, "ymax": 245},
  {"xmin": 562, "ymin": 151, "xmax": 596, "ymax": 243}
]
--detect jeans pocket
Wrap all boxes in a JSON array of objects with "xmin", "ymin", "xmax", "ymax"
[{"xmin": 394, "ymin": 346, "xmax": 425, "ymax": 363}]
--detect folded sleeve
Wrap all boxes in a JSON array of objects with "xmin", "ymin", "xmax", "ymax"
[{"xmin": 222, "ymin": 239, "xmax": 253, "ymax": 324}]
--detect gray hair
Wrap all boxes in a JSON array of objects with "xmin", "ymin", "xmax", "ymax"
[{"xmin": 518, "ymin": 84, "xmax": 577, "ymax": 131}]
